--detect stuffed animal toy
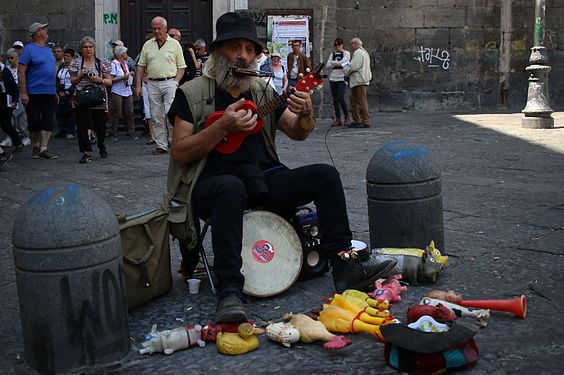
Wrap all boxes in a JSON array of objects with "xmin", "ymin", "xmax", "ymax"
[
  {"xmin": 265, "ymin": 322, "xmax": 300, "ymax": 347},
  {"xmin": 406, "ymin": 303, "xmax": 457, "ymax": 323},
  {"xmin": 369, "ymin": 275, "xmax": 407, "ymax": 303},
  {"xmin": 139, "ymin": 324, "xmax": 205, "ymax": 355},
  {"xmin": 372, "ymin": 241, "xmax": 447, "ymax": 285}
]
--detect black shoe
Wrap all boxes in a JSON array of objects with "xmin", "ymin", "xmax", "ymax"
[
  {"xmin": 215, "ymin": 294, "xmax": 249, "ymax": 324},
  {"xmin": 331, "ymin": 254, "xmax": 397, "ymax": 293},
  {"xmin": 349, "ymin": 123, "xmax": 370, "ymax": 129},
  {"xmin": 100, "ymin": 149, "xmax": 108, "ymax": 158},
  {"xmin": 79, "ymin": 153, "xmax": 92, "ymax": 164},
  {"xmin": 54, "ymin": 131, "xmax": 66, "ymax": 138}
]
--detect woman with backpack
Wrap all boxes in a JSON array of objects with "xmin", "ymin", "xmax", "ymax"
[{"xmin": 69, "ymin": 36, "xmax": 112, "ymax": 164}]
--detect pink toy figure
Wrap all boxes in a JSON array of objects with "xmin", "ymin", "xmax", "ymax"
[{"xmin": 369, "ymin": 275, "xmax": 407, "ymax": 303}]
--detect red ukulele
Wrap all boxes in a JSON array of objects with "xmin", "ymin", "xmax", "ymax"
[{"xmin": 204, "ymin": 64, "xmax": 325, "ymax": 154}]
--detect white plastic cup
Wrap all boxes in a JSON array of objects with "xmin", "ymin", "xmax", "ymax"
[{"xmin": 187, "ymin": 278, "xmax": 201, "ymax": 294}]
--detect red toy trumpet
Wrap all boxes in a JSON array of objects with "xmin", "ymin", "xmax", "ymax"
[{"xmin": 459, "ymin": 295, "xmax": 527, "ymax": 318}]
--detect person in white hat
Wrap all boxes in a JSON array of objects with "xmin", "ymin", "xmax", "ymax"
[
  {"xmin": 17, "ymin": 22, "xmax": 58, "ymax": 159},
  {"xmin": 12, "ymin": 41, "xmax": 24, "ymax": 55},
  {"xmin": 109, "ymin": 45, "xmax": 138, "ymax": 141}
]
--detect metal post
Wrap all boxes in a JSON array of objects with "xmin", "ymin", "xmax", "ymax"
[{"xmin": 522, "ymin": 0, "xmax": 554, "ymax": 129}]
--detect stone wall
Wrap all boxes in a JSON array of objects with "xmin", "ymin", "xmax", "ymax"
[
  {"xmin": 249, "ymin": 0, "xmax": 564, "ymax": 112},
  {"xmin": 1, "ymin": 0, "xmax": 97, "ymax": 55},
  {"xmin": 2, "ymin": 0, "xmax": 562, "ymax": 111}
]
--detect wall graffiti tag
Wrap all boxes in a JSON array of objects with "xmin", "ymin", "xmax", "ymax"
[
  {"xmin": 416, "ymin": 46, "xmax": 450, "ymax": 70},
  {"xmin": 248, "ymin": 11, "xmax": 267, "ymax": 27},
  {"xmin": 104, "ymin": 13, "xmax": 118, "ymax": 24}
]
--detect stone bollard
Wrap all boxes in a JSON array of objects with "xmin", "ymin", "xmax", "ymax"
[
  {"xmin": 366, "ymin": 140, "xmax": 444, "ymax": 252},
  {"xmin": 12, "ymin": 184, "xmax": 129, "ymax": 374}
]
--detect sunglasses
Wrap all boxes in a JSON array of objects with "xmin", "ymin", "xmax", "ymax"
[{"xmin": 169, "ymin": 34, "xmax": 180, "ymax": 38}]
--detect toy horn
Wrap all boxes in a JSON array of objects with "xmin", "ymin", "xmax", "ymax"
[{"xmin": 459, "ymin": 295, "xmax": 526, "ymax": 318}]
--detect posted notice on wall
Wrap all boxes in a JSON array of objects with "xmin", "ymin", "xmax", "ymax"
[{"xmin": 267, "ymin": 15, "xmax": 310, "ymax": 72}]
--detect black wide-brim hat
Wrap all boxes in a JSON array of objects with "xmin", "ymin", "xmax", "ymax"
[{"xmin": 209, "ymin": 12, "xmax": 264, "ymax": 54}]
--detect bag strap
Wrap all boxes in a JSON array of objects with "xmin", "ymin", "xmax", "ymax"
[
  {"xmin": 122, "ymin": 222, "xmax": 156, "ymax": 288},
  {"xmin": 80, "ymin": 57, "xmax": 102, "ymax": 75}
]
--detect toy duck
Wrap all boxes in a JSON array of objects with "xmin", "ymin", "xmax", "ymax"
[{"xmin": 216, "ymin": 322, "xmax": 260, "ymax": 355}]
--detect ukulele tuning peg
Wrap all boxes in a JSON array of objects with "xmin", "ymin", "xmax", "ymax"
[
  {"xmin": 298, "ymin": 73, "xmax": 304, "ymax": 78},
  {"xmin": 306, "ymin": 68, "xmax": 311, "ymax": 73},
  {"xmin": 309, "ymin": 90, "xmax": 313, "ymax": 94}
]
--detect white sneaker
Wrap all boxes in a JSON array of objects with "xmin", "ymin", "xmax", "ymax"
[
  {"xmin": 21, "ymin": 137, "xmax": 31, "ymax": 146},
  {"xmin": 0, "ymin": 138, "xmax": 12, "ymax": 147}
]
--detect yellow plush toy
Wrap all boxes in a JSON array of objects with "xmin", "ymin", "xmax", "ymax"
[{"xmin": 216, "ymin": 323, "xmax": 260, "ymax": 355}]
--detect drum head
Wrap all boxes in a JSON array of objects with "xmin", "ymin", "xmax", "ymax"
[{"xmin": 241, "ymin": 210, "xmax": 303, "ymax": 297}]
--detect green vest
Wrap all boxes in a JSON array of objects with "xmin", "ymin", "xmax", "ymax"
[{"xmin": 166, "ymin": 76, "xmax": 279, "ymax": 248}]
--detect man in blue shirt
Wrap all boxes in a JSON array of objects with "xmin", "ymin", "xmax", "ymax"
[{"xmin": 18, "ymin": 22, "xmax": 58, "ymax": 159}]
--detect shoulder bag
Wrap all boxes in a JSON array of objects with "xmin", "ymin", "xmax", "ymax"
[{"xmin": 75, "ymin": 57, "xmax": 105, "ymax": 108}]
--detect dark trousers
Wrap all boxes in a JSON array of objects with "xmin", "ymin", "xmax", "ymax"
[
  {"xmin": 74, "ymin": 108, "xmax": 106, "ymax": 154},
  {"xmin": 330, "ymin": 81, "xmax": 348, "ymax": 120},
  {"xmin": 0, "ymin": 108, "xmax": 22, "ymax": 146},
  {"xmin": 56, "ymin": 96, "xmax": 75, "ymax": 135},
  {"xmin": 25, "ymin": 94, "xmax": 55, "ymax": 132},
  {"xmin": 192, "ymin": 163, "xmax": 352, "ymax": 295}
]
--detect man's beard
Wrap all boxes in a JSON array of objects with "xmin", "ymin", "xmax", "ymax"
[{"xmin": 205, "ymin": 53, "xmax": 258, "ymax": 93}]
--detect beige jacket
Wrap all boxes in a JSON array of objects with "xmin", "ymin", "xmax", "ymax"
[{"xmin": 344, "ymin": 47, "xmax": 372, "ymax": 88}]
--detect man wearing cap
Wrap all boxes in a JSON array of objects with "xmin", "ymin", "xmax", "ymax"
[
  {"xmin": 12, "ymin": 41, "xmax": 24, "ymax": 55},
  {"xmin": 135, "ymin": 16, "xmax": 186, "ymax": 155},
  {"xmin": 167, "ymin": 12, "xmax": 395, "ymax": 324},
  {"xmin": 18, "ymin": 22, "xmax": 58, "ymax": 159}
]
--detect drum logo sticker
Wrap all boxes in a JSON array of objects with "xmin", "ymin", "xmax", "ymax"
[{"xmin": 251, "ymin": 240, "xmax": 275, "ymax": 263}]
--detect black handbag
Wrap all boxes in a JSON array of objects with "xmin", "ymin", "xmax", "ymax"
[
  {"xmin": 75, "ymin": 57, "xmax": 106, "ymax": 108},
  {"xmin": 75, "ymin": 85, "xmax": 105, "ymax": 108}
]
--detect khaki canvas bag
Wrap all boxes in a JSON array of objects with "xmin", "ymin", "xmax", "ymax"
[{"xmin": 117, "ymin": 208, "xmax": 171, "ymax": 310}]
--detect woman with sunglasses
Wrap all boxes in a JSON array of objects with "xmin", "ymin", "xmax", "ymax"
[{"xmin": 326, "ymin": 38, "xmax": 350, "ymax": 127}]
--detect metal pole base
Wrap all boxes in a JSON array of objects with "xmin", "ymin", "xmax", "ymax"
[{"xmin": 521, "ymin": 116, "xmax": 554, "ymax": 129}]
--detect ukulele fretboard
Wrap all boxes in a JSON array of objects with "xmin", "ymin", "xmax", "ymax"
[{"xmin": 255, "ymin": 88, "xmax": 296, "ymax": 118}]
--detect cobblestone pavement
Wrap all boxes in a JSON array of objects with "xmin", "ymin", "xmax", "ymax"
[{"xmin": 1, "ymin": 111, "xmax": 563, "ymax": 374}]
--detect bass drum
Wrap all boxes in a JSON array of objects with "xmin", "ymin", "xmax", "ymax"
[{"xmin": 241, "ymin": 210, "xmax": 303, "ymax": 297}]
